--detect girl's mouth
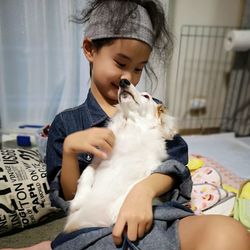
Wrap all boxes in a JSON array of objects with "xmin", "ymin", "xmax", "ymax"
[{"xmin": 111, "ymin": 83, "xmax": 119, "ymax": 90}]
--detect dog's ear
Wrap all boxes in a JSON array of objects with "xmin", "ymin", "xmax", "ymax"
[{"xmin": 157, "ymin": 104, "xmax": 178, "ymax": 140}]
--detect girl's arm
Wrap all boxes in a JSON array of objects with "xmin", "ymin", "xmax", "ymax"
[
  {"xmin": 60, "ymin": 127, "xmax": 115, "ymax": 200},
  {"xmin": 141, "ymin": 172, "xmax": 174, "ymax": 197},
  {"xmin": 112, "ymin": 173, "xmax": 174, "ymax": 245},
  {"xmin": 113, "ymin": 134, "xmax": 191, "ymax": 245},
  {"xmin": 60, "ymin": 150, "xmax": 81, "ymax": 201}
]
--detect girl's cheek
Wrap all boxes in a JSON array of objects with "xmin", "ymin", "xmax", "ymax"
[
  {"xmin": 108, "ymin": 66, "xmax": 122, "ymax": 78},
  {"xmin": 132, "ymin": 73, "xmax": 142, "ymax": 86}
]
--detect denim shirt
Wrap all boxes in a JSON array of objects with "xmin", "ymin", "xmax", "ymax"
[{"xmin": 46, "ymin": 89, "xmax": 192, "ymax": 213}]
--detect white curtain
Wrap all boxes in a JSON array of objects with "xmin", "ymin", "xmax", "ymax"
[
  {"xmin": 0, "ymin": 0, "xmax": 90, "ymax": 130},
  {"xmin": 0, "ymin": 0, "xmax": 169, "ymax": 131}
]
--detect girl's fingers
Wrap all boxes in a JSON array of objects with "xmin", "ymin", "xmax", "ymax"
[
  {"xmin": 112, "ymin": 212, "xmax": 153, "ymax": 245},
  {"xmin": 92, "ymin": 129, "xmax": 115, "ymax": 155},
  {"xmin": 145, "ymin": 220, "xmax": 153, "ymax": 233},
  {"xmin": 135, "ymin": 219, "xmax": 152, "ymax": 240},
  {"xmin": 112, "ymin": 218, "xmax": 126, "ymax": 246},
  {"xmin": 89, "ymin": 146, "xmax": 107, "ymax": 159},
  {"xmin": 138, "ymin": 222, "xmax": 146, "ymax": 239},
  {"xmin": 127, "ymin": 221, "xmax": 138, "ymax": 242},
  {"xmin": 103, "ymin": 129, "xmax": 115, "ymax": 147},
  {"xmin": 113, "ymin": 221, "xmax": 150, "ymax": 246},
  {"xmin": 97, "ymin": 139, "xmax": 113, "ymax": 155}
]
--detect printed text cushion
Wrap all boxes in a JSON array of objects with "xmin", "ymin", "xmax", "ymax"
[{"xmin": 0, "ymin": 148, "xmax": 59, "ymax": 235}]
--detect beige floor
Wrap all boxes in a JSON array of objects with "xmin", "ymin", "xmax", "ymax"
[{"xmin": 0, "ymin": 217, "xmax": 66, "ymax": 249}]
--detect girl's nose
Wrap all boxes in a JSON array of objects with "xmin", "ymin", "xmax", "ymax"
[{"xmin": 121, "ymin": 72, "xmax": 132, "ymax": 83}]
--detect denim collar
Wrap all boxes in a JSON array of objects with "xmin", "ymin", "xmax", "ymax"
[{"xmin": 85, "ymin": 89, "xmax": 110, "ymax": 127}]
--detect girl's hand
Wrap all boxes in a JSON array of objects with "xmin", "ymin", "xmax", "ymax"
[
  {"xmin": 61, "ymin": 127, "xmax": 115, "ymax": 200},
  {"xmin": 63, "ymin": 127, "xmax": 115, "ymax": 159},
  {"xmin": 112, "ymin": 182, "xmax": 154, "ymax": 246}
]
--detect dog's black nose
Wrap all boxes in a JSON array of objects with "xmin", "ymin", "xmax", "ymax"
[{"xmin": 119, "ymin": 79, "xmax": 130, "ymax": 88}]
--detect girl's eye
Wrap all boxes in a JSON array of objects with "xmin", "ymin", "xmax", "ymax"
[
  {"xmin": 115, "ymin": 60, "xmax": 126, "ymax": 67},
  {"xmin": 135, "ymin": 68, "xmax": 143, "ymax": 72}
]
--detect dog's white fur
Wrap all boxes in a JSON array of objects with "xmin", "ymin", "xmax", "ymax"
[{"xmin": 64, "ymin": 81, "xmax": 177, "ymax": 232}]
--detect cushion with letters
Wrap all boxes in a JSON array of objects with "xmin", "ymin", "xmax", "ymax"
[{"xmin": 0, "ymin": 148, "xmax": 60, "ymax": 235}]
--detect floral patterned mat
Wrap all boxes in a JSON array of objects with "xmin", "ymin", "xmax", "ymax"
[{"xmin": 190, "ymin": 154, "xmax": 245, "ymax": 190}]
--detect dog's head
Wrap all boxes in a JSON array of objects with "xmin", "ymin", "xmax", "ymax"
[{"xmin": 117, "ymin": 79, "xmax": 177, "ymax": 140}]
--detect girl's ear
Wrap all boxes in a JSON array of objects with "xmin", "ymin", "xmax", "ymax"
[{"xmin": 83, "ymin": 38, "xmax": 95, "ymax": 63}]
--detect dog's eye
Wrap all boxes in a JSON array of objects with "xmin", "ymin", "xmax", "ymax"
[{"xmin": 142, "ymin": 94, "xmax": 150, "ymax": 99}]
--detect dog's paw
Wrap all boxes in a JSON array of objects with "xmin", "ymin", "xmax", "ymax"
[
  {"xmin": 64, "ymin": 212, "xmax": 82, "ymax": 233},
  {"xmin": 64, "ymin": 221, "xmax": 80, "ymax": 233}
]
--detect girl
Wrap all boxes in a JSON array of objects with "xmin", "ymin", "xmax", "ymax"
[{"xmin": 3, "ymin": 0, "xmax": 249, "ymax": 249}]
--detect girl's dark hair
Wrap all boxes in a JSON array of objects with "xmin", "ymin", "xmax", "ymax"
[{"xmin": 72, "ymin": 0, "xmax": 173, "ymax": 88}]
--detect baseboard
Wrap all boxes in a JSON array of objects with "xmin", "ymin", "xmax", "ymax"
[{"xmin": 180, "ymin": 127, "xmax": 220, "ymax": 135}]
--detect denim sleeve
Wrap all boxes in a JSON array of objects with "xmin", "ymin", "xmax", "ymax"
[
  {"xmin": 45, "ymin": 114, "xmax": 69, "ymax": 212},
  {"xmin": 46, "ymin": 113, "xmax": 66, "ymax": 184},
  {"xmin": 153, "ymin": 134, "xmax": 192, "ymax": 204},
  {"xmin": 49, "ymin": 170, "xmax": 70, "ymax": 213}
]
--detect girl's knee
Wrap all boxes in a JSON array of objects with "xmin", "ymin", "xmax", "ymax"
[
  {"xmin": 213, "ymin": 216, "xmax": 250, "ymax": 249},
  {"xmin": 179, "ymin": 215, "xmax": 250, "ymax": 250}
]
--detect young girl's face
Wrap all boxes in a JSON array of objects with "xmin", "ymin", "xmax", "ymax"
[{"xmin": 84, "ymin": 38, "xmax": 151, "ymax": 105}]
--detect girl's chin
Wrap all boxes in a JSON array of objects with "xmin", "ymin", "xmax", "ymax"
[
  {"xmin": 108, "ymin": 94, "xmax": 118, "ymax": 104},
  {"xmin": 103, "ymin": 89, "xmax": 117, "ymax": 103},
  {"xmin": 110, "ymin": 88, "xmax": 119, "ymax": 99}
]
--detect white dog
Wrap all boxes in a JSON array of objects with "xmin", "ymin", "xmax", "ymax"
[{"xmin": 64, "ymin": 79, "xmax": 177, "ymax": 233}]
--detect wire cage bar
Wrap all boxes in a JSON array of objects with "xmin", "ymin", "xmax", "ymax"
[
  {"xmin": 221, "ymin": 51, "xmax": 250, "ymax": 136},
  {"xmin": 171, "ymin": 25, "xmax": 249, "ymax": 136}
]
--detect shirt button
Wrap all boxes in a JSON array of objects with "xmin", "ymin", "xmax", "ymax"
[{"xmin": 86, "ymin": 154, "xmax": 92, "ymax": 162}]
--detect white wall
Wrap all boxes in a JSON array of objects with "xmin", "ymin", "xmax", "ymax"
[{"xmin": 171, "ymin": 0, "xmax": 243, "ymax": 28}]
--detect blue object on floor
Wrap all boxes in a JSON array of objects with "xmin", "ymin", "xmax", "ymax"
[
  {"xmin": 19, "ymin": 125, "xmax": 43, "ymax": 129},
  {"xmin": 17, "ymin": 135, "xmax": 31, "ymax": 147}
]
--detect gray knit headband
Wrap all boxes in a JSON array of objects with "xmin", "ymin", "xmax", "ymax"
[{"xmin": 84, "ymin": 1, "xmax": 154, "ymax": 48}]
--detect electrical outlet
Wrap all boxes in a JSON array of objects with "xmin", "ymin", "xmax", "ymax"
[{"xmin": 190, "ymin": 98, "xmax": 206, "ymax": 111}]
